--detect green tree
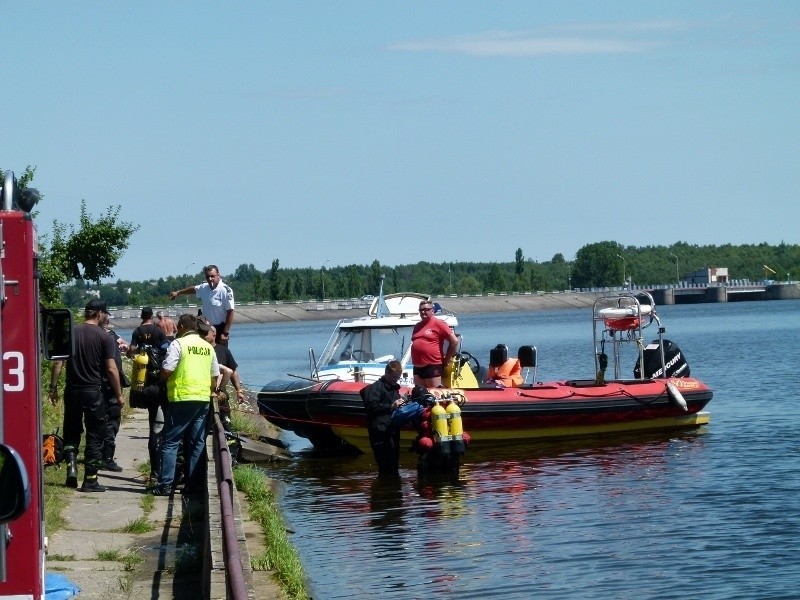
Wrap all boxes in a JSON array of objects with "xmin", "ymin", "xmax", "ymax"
[
  {"xmin": 572, "ymin": 241, "xmax": 623, "ymax": 288},
  {"xmin": 269, "ymin": 259, "xmax": 280, "ymax": 301},
  {"xmin": 233, "ymin": 263, "xmax": 258, "ymax": 283},
  {"xmin": 3, "ymin": 166, "xmax": 138, "ymax": 305},
  {"xmin": 65, "ymin": 201, "xmax": 138, "ymax": 284},
  {"xmin": 456, "ymin": 275, "xmax": 479, "ymax": 295},
  {"xmin": 485, "ymin": 264, "xmax": 508, "ymax": 292},
  {"xmin": 61, "ymin": 281, "xmax": 88, "ymax": 307},
  {"xmin": 369, "ymin": 260, "xmax": 383, "ymax": 295},
  {"xmin": 528, "ymin": 263, "xmax": 548, "ymax": 291},
  {"xmin": 515, "ymin": 248, "xmax": 525, "ymax": 276},
  {"xmin": 253, "ymin": 272, "xmax": 266, "ymax": 300}
]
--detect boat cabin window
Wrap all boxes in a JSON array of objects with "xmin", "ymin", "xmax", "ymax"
[{"xmin": 318, "ymin": 326, "xmax": 412, "ymax": 368}]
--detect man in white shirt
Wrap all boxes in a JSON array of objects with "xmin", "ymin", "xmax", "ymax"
[{"xmin": 168, "ymin": 264, "xmax": 235, "ymax": 346}]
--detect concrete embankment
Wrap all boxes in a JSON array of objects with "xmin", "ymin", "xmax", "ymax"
[
  {"xmin": 110, "ymin": 292, "xmax": 605, "ymax": 330},
  {"xmin": 110, "ymin": 284, "xmax": 800, "ymax": 330}
]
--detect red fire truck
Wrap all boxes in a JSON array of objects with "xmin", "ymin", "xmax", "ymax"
[{"xmin": 0, "ymin": 170, "xmax": 73, "ymax": 599}]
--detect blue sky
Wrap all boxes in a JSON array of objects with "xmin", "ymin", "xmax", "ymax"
[{"xmin": 3, "ymin": 2, "xmax": 798, "ymax": 282}]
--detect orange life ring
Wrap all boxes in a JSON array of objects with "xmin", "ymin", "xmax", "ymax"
[{"xmin": 598, "ymin": 305, "xmax": 652, "ymax": 331}]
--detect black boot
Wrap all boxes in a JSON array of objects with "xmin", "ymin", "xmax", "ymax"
[
  {"xmin": 101, "ymin": 458, "xmax": 123, "ymax": 472},
  {"xmin": 79, "ymin": 474, "xmax": 106, "ymax": 493},
  {"xmin": 65, "ymin": 451, "xmax": 78, "ymax": 488},
  {"xmin": 149, "ymin": 431, "xmax": 162, "ymax": 482}
]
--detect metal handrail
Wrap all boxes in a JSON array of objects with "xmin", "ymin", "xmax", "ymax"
[{"xmin": 212, "ymin": 412, "xmax": 248, "ymax": 600}]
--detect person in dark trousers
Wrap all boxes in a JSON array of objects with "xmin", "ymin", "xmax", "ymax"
[
  {"xmin": 201, "ymin": 323, "xmax": 246, "ymax": 462},
  {"xmin": 204, "ymin": 325, "xmax": 245, "ymax": 430},
  {"xmin": 361, "ymin": 361, "xmax": 404, "ymax": 478},
  {"xmin": 152, "ymin": 314, "xmax": 219, "ymax": 496},
  {"xmin": 49, "ymin": 299, "xmax": 124, "ymax": 492},
  {"xmin": 100, "ymin": 325, "xmax": 130, "ymax": 472},
  {"xmin": 127, "ymin": 306, "xmax": 169, "ymax": 481}
]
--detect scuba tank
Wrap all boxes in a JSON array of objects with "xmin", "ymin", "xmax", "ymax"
[
  {"xmin": 430, "ymin": 399, "xmax": 450, "ymax": 456},
  {"xmin": 430, "ymin": 400, "xmax": 449, "ymax": 439},
  {"xmin": 133, "ymin": 350, "xmax": 149, "ymax": 392},
  {"xmin": 446, "ymin": 401, "xmax": 462, "ymax": 438},
  {"xmin": 446, "ymin": 401, "xmax": 465, "ymax": 454}
]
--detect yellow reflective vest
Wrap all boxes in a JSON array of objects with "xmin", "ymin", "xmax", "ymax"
[{"xmin": 167, "ymin": 333, "xmax": 215, "ymax": 402}]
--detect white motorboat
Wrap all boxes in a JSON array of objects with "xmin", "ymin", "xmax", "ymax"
[{"xmin": 309, "ymin": 287, "xmax": 459, "ymax": 387}]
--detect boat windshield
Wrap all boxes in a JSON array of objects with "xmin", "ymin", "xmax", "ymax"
[{"xmin": 317, "ymin": 325, "xmax": 413, "ymax": 368}]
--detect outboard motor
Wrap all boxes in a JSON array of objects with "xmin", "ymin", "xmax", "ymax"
[{"xmin": 634, "ymin": 339, "xmax": 690, "ymax": 379}]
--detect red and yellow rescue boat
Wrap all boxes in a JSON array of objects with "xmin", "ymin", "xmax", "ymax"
[
  {"xmin": 257, "ymin": 292, "xmax": 712, "ymax": 453},
  {"xmin": 258, "ymin": 376, "xmax": 711, "ymax": 453}
]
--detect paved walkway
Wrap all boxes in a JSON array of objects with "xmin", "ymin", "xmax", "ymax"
[
  {"xmin": 48, "ymin": 413, "xmax": 220, "ymax": 600},
  {"xmin": 47, "ymin": 410, "xmax": 204, "ymax": 599}
]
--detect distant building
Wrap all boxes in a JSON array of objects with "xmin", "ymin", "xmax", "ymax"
[{"xmin": 686, "ymin": 267, "xmax": 729, "ymax": 285}]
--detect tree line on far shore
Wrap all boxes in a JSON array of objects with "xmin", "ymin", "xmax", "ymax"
[
  {"xmin": 8, "ymin": 165, "xmax": 796, "ymax": 309},
  {"xmin": 65, "ymin": 241, "xmax": 799, "ymax": 309}
]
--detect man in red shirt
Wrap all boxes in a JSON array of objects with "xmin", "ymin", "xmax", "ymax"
[{"xmin": 410, "ymin": 300, "xmax": 459, "ymax": 388}]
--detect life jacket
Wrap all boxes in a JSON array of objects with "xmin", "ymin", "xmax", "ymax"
[
  {"xmin": 486, "ymin": 359, "xmax": 523, "ymax": 387},
  {"xmin": 42, "ymin": 432, "xmax": 64, "ymax": 466}
]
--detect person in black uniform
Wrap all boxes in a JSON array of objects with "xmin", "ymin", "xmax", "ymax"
[
  {"xmin": 195, "ymin": 322, "xmax": 245, "ymax": 463},
  {"xmin": 361, "ymin": 361, "xmax": 404, "ymax": 478},
  {"xmin": 204, "ymin": 324, "xmax": 246, "ymax": 432},
  {"xmin": 126, "ymin": 306, "xmax": 169, "ymax": 481},
  {"xmin": 100, "ymin": 324, "xmax": 130, "ymax": 472},
  {"xmin": 127, "ymin": 307, "xmax": 168, "ymax": 356},
  {"xmin": 49, "ymin": 299, "xmax": 124, "ymax": 492}
]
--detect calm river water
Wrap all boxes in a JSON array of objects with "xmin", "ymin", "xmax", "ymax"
[{"xmin": 121, "ymin": 299, "xmax": 800, "ymax": 599}]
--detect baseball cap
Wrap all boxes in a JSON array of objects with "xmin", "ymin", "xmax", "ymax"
[
  {"xmin": 141, "ymin": 307, "xmax": 153, "ymax": 319},
  {"xmin": 196, "ymin": 316, "xmax": 212, "ymax": 335},
  {"xmin": 85, "ymin": 299, "xmax": 108, "ymax": 313}
]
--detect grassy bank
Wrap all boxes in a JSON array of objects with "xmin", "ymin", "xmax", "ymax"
[{"xmin": 41, "ymin": 362, "xmax": 72, "ymax": 535}]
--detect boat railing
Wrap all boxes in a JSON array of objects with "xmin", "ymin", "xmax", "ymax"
[
  {"xmin": 592, "ymin": 291, "xmax": 667, "ymax": 381},
  {"xmin": 309, "ymin": 347, "xmax": 319, "ymax": 380}
]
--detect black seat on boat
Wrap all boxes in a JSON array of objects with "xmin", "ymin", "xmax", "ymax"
[
  {"xmin": 518, "ymin": 345, "xmax": 537, "ymax": 386},
  {"xmin": 518, "ymin": 345, "xmax": 537, "ymax": 368},
  {"xmin": 489, "ymin": 344, "xmax": 508, "ymax": 367}
]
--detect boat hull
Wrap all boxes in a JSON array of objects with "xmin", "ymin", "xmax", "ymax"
[{"xmin": 258, "ymin": 377, "xmax": 713, "ymax": 453}]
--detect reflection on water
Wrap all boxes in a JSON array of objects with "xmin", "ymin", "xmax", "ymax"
[
  {"xmin": 368, "ymin": 477, "xmax": 405, "ymax": 532},
  {"xmin": 266, "ymin": 430, "xmax": 722, "ymax": 600}
]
